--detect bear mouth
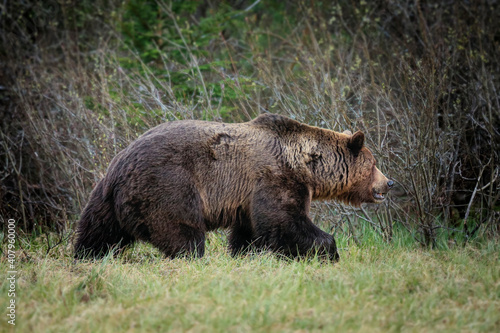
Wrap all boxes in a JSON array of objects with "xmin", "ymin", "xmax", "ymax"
[{"xmin": 372, "ymin": 190, "xmax": 387, "ymax": 202}]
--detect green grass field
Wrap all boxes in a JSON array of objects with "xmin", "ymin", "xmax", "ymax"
[{"xmin": 2, "ymin": 230, "xmax": 499, "ymax": 333}]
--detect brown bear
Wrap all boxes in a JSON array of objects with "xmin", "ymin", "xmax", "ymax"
[{"xmin": 74, "ymin": 114, "xmax": 393, "ymax": 261}]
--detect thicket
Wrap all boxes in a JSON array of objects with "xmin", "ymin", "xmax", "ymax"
[{"xmin": 1, "ymin": 0, "xmax": 499, "ymax": 248}]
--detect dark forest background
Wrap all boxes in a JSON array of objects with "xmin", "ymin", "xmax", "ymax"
[{"xmin": 1, "ymin": 0, "xmax": 499, "ymax": 247}]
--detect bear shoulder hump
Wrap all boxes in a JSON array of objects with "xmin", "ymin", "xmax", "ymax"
[{"xmin": 250, "ymin": 114, "xmax": 303, "ymax": 133}]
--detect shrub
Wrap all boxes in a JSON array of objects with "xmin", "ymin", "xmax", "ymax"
[{"xmin": 1, "ymin": 0, "xmax": 498, "ymax": 246}]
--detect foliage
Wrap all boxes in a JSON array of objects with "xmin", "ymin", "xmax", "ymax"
[{"xmin": 1, "ymin": 0, "xmax": 499, "ymax": 246}]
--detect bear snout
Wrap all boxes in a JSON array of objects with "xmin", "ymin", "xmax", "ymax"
[
  {"xmin": 371, "ymin": 167, "xmax": 392, "ymax": 202},
  {"xmin": 372, "ymin": 188, "xmax": 389, "ymax": 202}
]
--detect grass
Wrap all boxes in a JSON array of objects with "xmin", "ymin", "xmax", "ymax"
[{"xmin": 1, "ymin": 230, "xmax": 499, "ymax": 332}]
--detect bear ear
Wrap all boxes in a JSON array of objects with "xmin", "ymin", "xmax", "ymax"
[
  {"xmin": 348, "ymin": 131, "xmax": 365, "ymax": 155},
  {"xmin": 343, "ymin": 130, "xmax": 352, "ymax": 135}
]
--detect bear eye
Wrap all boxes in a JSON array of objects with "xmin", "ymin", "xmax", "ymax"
[
  {"xmin": 306, "ymin": 152, "xmax": 321, "ymax": 165},
  {"xmin": 310, "ymin": 152, "xmax": 321, "ymax": 160}
]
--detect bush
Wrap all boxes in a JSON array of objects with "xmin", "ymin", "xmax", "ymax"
[{"xmin": 1, "ymin": 0, "xmax": 498, "ymax": 246}]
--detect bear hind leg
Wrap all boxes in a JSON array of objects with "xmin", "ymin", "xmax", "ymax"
[
  {"xmin": 139, "ymin": 178, "xmax": 207, "ymax": 259},
  {"xmin": 149, "ymin": 222, "xmax": 206, "ymax": 259}
]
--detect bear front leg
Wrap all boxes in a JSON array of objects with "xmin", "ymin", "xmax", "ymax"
[
  {"xmin": 250, "ymin": 176, "xmax": 339, "ymax": 262},
  {"xmin": 229, "ymin": 207, "xmax": 255, "ymax": 256}
]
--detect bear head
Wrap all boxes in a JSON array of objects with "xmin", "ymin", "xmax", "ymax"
[
  {"xmin": 338, "ymin": 130, "xmax": 393, "ymax": 205},
  {"xmin": 300, "ymin": 128, "xmax": 393, "ymax": 206}
]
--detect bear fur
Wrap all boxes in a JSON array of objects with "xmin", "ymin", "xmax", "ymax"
[{"xmin": 74, "ymin": 114, "xmax": 392, "ymax": 261}]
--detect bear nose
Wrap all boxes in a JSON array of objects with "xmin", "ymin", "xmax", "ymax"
[{"xmin": 387, "ymin": 180, "xmax": 394, "ymax": 189}]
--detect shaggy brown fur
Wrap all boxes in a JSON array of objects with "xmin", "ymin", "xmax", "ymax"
[{"xmin": 74, "ymin": 114, "xmax": 392, "ymax": 261}]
